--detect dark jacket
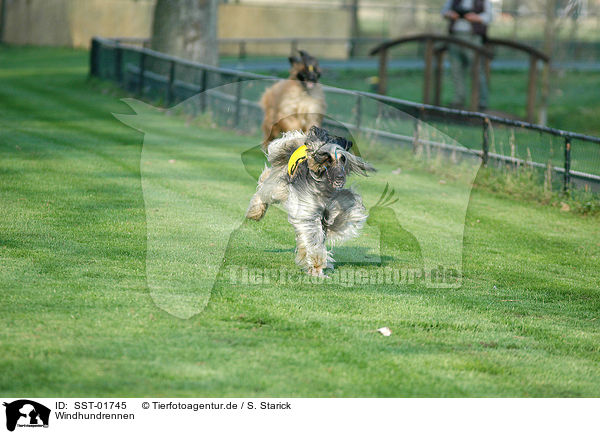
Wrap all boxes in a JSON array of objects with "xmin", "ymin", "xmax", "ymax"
[{"xmin": 448, "ymin": 0, "xmax": 488, "ymax": 37}]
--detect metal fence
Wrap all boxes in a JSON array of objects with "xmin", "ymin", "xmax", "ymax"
[
  {"xmin": 91, "ymin": 36, "xmax": 600, "ymax": 192},
  {"xmin": 112, "ymin": 36, "xmax": 388, "ymax": 60}
]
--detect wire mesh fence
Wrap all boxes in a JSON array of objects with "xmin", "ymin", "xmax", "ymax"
[{"xmin": 91, "ymin": 36, "xmax": 600, "ymax": 193}]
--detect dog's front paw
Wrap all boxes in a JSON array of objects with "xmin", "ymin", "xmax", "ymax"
[{"xmin": 307, "ymin": 266, "xmax": 328, "ymax": 278}]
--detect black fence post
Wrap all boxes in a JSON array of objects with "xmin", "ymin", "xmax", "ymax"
[
  {"xmin": 564, "ymin": 136, "xmax": 571, "ymax": 192},
  {"xmin": 114, "ymin": 41, "xmax": 122, "ymax": 84},
  {"xmin": 234, "ymin": 77, "xmax": 243, "ymax": 129},
  {"xmin": 482, "ymin": 117, "xmax": 490, "ymax": 166},
  {"xmin": 90, "ymin": 38, "xmax": 100, "ymax": 78},
  {"xmin": 239, "ymin": 41, "xmax": 247, "ymax": 60},
  {"xmin": 137, "ymin": 51, "xmax": 146, "ymax": 97},
  {"xmin": 166, "ymin": 60, "xmax": 175, "ymax": 106},
  {"xmin": 347, "ymin": 38, "xmax": 357, "ymax": 59},
  {"xmin": 199, "ymin": 69, "xmax": 207, "ymax": 113},
  {"xmin": 355, "ymin": 94, "xmax": 362, "ymax": 132}
]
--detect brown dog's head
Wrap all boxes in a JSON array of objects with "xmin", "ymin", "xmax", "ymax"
[
  {"xmin": 304, "ymin": 126, "xmax": 374, "ymax": 190},
  {"xmin": 288, "ymin": 50, "xmax": 322, "ymax": 90}
]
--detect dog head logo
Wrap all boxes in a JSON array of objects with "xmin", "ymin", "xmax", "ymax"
[
  {"xmin": 288, "ymin": 50, "xmax": 321, "ymax": 90},
  {"xmin": 3, "ymin": 400, "xmax": 50, "ymax": 431}
]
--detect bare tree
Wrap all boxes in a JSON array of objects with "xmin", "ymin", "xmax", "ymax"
[
  {"xmin": 0, "ymin": 0, "xmax": 7, "ymax": 43},
  {"xmin": 538, "ymin": 0, "xmax": 582, "ymax": 124},
  {"xmin": 151, "ymin": 0, "xmax": 218, "ymax": 65},
  {"xmin": 348, "ymin": 0, "xmax": 359, "ymax": 57}
]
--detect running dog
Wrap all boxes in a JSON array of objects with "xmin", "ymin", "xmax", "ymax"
[
  {"xmin": 260, "ymin": 51, "xmax": 326, "ymax": 150},
  {"xmin": 246, "ymin": 126, "xmax": 374, "ymax": 276}
]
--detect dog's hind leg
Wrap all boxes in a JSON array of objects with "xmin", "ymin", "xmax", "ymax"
[
  {"xmin": 246, "ymin": 167, "xmax": 272, "ymax": 220},
  {"xmin": 246, "ymin": 193, "xmax": 268, "ymax": 221},
  {"xmin": 246, "ymin": 167, "xmax": 288, "ymax": 220}
]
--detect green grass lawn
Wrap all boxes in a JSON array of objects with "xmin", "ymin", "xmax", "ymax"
[{"xmin": 1, "ymin": 46, "xmax": 600, "ymax": 397}]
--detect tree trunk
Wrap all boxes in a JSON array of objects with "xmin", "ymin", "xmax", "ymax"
[
  {"xmin": 348, "ymin": 0, "xmax": 359, "ymax": 57},
  {"xmin": 0, "ymin": 0, "xmax": 7, "ymax": 43},
  {"xmin": 511, "ymin": 0, "xmax": 520, "ymax": 39},
  {"xmin": 539, "ymin": 0, "xmax": 558, "ymax": 125},
  {"xmin": 151, "ymin": 0, "xmax": 218, "ymax": 66}
]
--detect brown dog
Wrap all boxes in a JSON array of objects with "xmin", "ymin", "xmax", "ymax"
[{"xmin": 260, "ymin": 50, "xmax": 327, "ymax": 151}]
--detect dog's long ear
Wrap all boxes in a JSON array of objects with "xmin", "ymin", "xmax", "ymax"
[
  {"xmin": 334, "ymin": 137, "xmax": 353, "ymax": 151},
  {"xmin": 321, "ymin": 131, "xmax": 353, "ymax": 152},
  {"xmin": 346, "ymin": 153, "xmax": 376, "ymax": 176},
  {"xmin": 298, "ymin": 50, "xmax": 311, "ymax": 61}
]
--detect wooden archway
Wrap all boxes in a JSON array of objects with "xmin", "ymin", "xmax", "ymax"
[
  {"xmin": 369, "ymin": 33, "xmax": 550, "ymax": 122},
  {"xmin": 485, "ymin": 37, "xmax": 550, "ymax": 122}
]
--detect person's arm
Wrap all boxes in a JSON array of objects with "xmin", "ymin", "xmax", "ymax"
[
  {"xmin": 441, "ymin": 0, "xmax": 459, "ymax": 20},
  {"xmin": 465, "ymin": 0, "xmax": 493, "ymax": 24}
]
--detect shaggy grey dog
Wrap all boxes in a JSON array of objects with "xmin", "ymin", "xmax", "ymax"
[{"xmin": 246, "ymin": 126, "xmax": 375, "ymax": 276}]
